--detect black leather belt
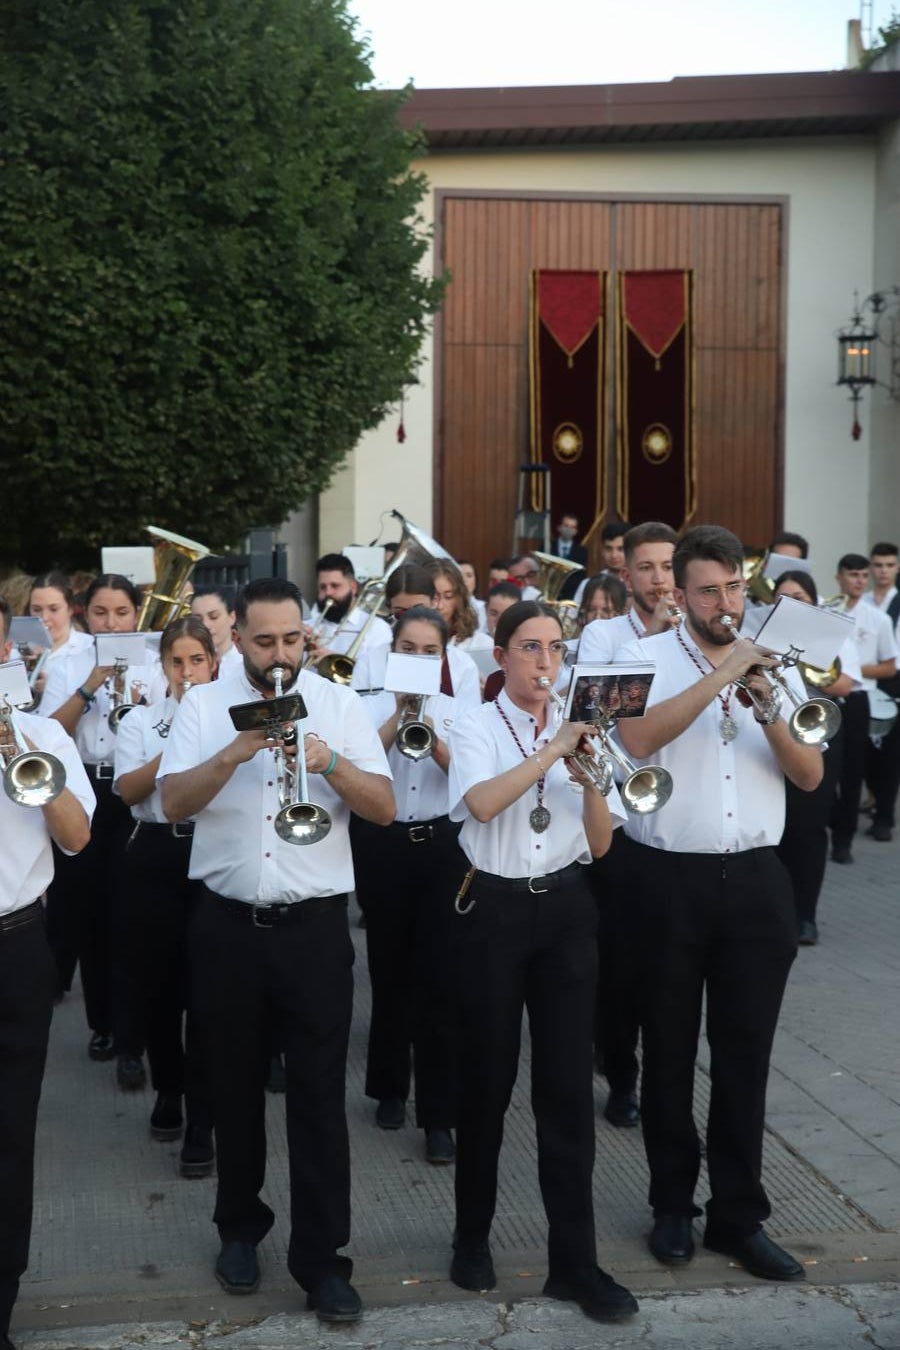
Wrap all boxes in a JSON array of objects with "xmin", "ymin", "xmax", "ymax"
[
  {"xmin": 86, "ymin": 762, "xmax": 114, "ymax": 781},
  {"xmin": 388, "ymin": 815, "xmax": 458, "ymax": 844},
  {"xmin": 136, "ymin": 820, "xmax": 195, "ymax": 839},
  {"xmin": 474, "ymin": 860, "xmax": 585, "ymax": 895},
  {"xmin": 204, "ymin": 887, "xmax": 347, "ymax": 929},
  {"xmin": 0, "ymin": 898, "xmax": 44, "ymax": 937}
]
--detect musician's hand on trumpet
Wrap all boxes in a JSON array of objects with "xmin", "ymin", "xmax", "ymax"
[{"xmin": 645, "ymin": 589, "xmax": 683, "ymax": 635}]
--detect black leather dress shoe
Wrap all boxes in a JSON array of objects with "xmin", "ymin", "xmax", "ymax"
[
  {"xmin": 450, "ymin": 1239, "xmax": 496, "ymax": 1291},
  {"xmin": 180, "ymin": 1124, "xmax": 215, "ymax": 1178},
  {"xmin": 831, "ymin": 844, "xmax": 853, "ymax": 864},
  {"xmin": 215, "ymin": 1240, "xmax": 260, "ymax": 1294},
  {"xmin": 648, "ymin": 1213, "xmax": 695, "ymax": 1265},
  {"xmin": 306, "ymin": 1273, "xmax": 363, "ymax": 1323},
  {"xmin": 867, "ymin": 822, "xmax": 893, "ymax": 842},
  {"xmin": 425, "ymin": 1127, "xmax": 455, "ymax": 1164},
  {"xmin": 150, "ymin": 1093, "xmax": 183, "ymax": 1141},
  {"xmin": 543, "ymin": 1266, "xmax": 638, "ymax": 1322},
  {"xmin": 116, "ymin": 1055, "xmax": 146, "ymax": 1090},
  {"xmin": 375, "ymin": 1097, "xmax": 406, "ymax": 1129},
  {"xmin": 88, "ymin": 1032, "xmax": 115, "ymax": 1061},
  {"xmin": 604, "ymin": 1088, "xmax": 640, "ymax": 1128},
  {"xmin": 797, "ymin": 919, "xmax": 818, "ymax": 946},
  {"xmin": 703, "ymin": 1227, "xmax": 805, "ymax": 1281}
]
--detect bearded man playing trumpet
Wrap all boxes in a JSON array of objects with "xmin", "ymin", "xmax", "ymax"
[
  {"xmin": 613, "ymin": 525, "xmax": 822, "ymax": 1284},
  {"xmin": 158, "ymin": 578, "xmax": 394, "ymax": 1324}
]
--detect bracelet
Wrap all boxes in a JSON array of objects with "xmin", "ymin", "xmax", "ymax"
[
  {"xmin": 321, "ymin": 749, "xmax": 338, "ymax": 778},
  {"xmin": 76, "ymin": 686, "xmax": 95, "ymax": 707},
  {"xmin": 533, "ymin": 751, "xmax": 545, "ymax": 775}
]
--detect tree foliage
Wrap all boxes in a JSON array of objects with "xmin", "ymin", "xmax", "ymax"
[{"xmin": 0, "ymin": 0, "xmax": 442, "ymax": 568}]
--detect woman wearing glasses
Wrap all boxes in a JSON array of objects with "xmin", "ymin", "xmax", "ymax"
[{"xmin": 445, "ymin": 600, "xmax": 638, "ymax": 1324}]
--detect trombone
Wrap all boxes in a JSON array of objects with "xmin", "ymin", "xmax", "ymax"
[
  {"xmin": 1, "ymin": 700, "xmax": 66, "ymax": 807},
  {"xmin": 313, "ymin": 579, "xmax": 387, "ymax": 684},
  {"xmin": 301, "ymin": 598, "xmax": 335, "ymax": 668},
  {"xmin": 395, "ymin": 694, "xmax": 436, "ymax": 761}
]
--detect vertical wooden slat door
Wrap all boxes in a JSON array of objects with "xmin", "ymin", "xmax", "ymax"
[{"xmin": 436, "ymin": 193, "xmax": 784, "ymax": 578}]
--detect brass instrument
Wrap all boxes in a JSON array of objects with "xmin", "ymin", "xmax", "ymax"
[
  {"xmin": 137, "ymin": 526, "xmax": 210, "ymax": 632},
  {"xmin": 539, "ymin": 680, "xmax": 613, "ymax": 796},
  {"xmin": 395, "ymin": 694, "xmax": 436, "ymax": 761},
  {"xmin": 532, "ymin": 551, "xmax": 584, "ymax": 638},
  {"xmin": 17, "ymin": 645, "xmax": 50, "ymax": 713},
  {"xmin": 107, "ymin": 658, "xmax": 138, "ymax": 733},
  {"xmin": 1, "ymin": 699, "xmax": 66, "ymax": 807},
  {"xmin": 798, "ymin": 656, "xmax": 842, "ymax": 690},
  {"xmin": 382, "ymin": 510, "xmax": 457, "ymax": 589},
  {"xmin": 314, "ymin": 579, "xmax": 387, "ymax": 684},
  {"xmin": 301, "ymin": 599, "xmax": 335, "ymax": 668},
  {"xmin": 742, "ymin": 553, "xmax": 775, "ymax": 605},
  {"xmin": 720, "ymin": 618, "xmax": 841, "ymax": 746}
]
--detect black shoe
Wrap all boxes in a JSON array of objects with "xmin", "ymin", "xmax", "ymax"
[
  {"xmin": 425, "ymin": 1128, "xmax": 455, "ymax": 1165},
  {"xmin": 604, "ymin": 1088, "xmax": 640, "ymax": 1128},
  {"xmin": 180, "ymin": 1124, "xmax": 215, "ymax": 1179},
  {"xmin": 116, "ymin": 1055, "xmax": 146, "ymax": 1090},
  {"xmin": 88, "ymin": 1032, "xmax": 115, "ymax": 1061},
  {"xmin": 831, "ymin": 844, "xmax": 853, "ymax": 864},
  {"xmin": 375, "ymin": 1096, "xmax": 405, "ymax": 1129},
  {"xmin": 215, "ymin": 1240, "xmax": 259, "ymax": 1294},
  {"xmin": 866, "ymin": 822, "xmax": 893, "ymax": 842},
  {"xmin": 797, "ymin": 920, "xmax": 818, "ymax": 946},
  {"xmin": 703, "ymin": 1227, "xmax": 805, "ymax": 1281},
  {"xmin": 648, "ymin": 1213, "xmax": 695, "ymax": 1265},
  {"xmin": 150, "ymin": 1093, "xmax": 183, "ymax": 1141},
  {"xmin": 306, "ymin": 1273, "xmax": 363, "ymax": 1323},
  {"xmin": 450, "ymin": 1239, "xmax": 496, "ymax": 1291},
  {"xmin": 543, "ymin": 1266, "xmax": 639, "ymax": 1322},
  {"xmin": 265, "ymin": 1053, "xmax": 286, "ymax": 1094}
]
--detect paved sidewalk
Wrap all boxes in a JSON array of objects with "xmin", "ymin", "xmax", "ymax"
[{"xmin": 12, "ymin": 829, "xmax": 900, "ymax": 1347}]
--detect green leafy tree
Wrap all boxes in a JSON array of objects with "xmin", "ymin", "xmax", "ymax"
[{"xmin": 0, "ymin": 0, "xmax": 442, "ymax": 569}]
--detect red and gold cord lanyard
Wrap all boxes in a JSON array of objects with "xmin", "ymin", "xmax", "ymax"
[
  {"xmin": 676, "ymin": 628, "xmax": 740, "ymax": 742},
  {"xmin": 494, "ymin": 700, "xmax": 551, "ymax": 833}
]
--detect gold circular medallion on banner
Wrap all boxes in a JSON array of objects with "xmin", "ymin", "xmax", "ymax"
[
  {"xmin": 642, "ymin": 423, "xmax": 672, "ymax": 465},
  {"xmin": 553, "ymin": 422, "xmax": 583, "ymax": 464}
]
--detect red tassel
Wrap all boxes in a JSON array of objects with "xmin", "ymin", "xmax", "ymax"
[
  {"xmin": 852, "ymin": 417, "xmax": 862, "ymax": 441},
  {"xmin": 396, "ymin": 418, "xmax": 406, "ymax": 444}
]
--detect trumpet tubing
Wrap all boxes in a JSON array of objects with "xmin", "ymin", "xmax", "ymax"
[{"xmin": 271, "ymin": 667, "xmax": 332, "ymax": 844}]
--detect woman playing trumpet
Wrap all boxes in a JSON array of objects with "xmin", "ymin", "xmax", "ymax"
[
  {"xmin": 350, "ymin": 606, "xmax": 479, "ymax": 1163},
  {"xmin": 445, "ymin": 600, "xmax": 637, "ymax": 1323}
]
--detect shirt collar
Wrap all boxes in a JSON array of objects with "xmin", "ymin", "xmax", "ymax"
[{"xmin": 497, "ymin": 685, "xmax": 549, "ymax": 735}]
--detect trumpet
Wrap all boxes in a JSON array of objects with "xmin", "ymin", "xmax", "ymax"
[
  {"xmin": 719, "ymin": 618, "xmax": 840, "ymax": 746},
  {"xmin": 538, "ymin": 680, "xmax": 613, "ymax": 796},
  {"xmin": 271, "ymin": 668, "xmax": 332, "ymax": 844},
  {"xmin": 395, "ymin": 694, "xmax": 436, "ymax": 761},
  {"xmin": 107, "ymin": 658, "xmax": 138, "ymax": 733},
  {"xmin": 1, "ymin": 700, "xmax": 66, "ymax": 807},
  {"xmin": 654, "ymin": 588, "xmax": 683, "ymax": 623}
]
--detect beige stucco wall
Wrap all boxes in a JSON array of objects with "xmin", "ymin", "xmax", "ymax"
[
  {"xmin": 869, "ymin": 121, "xmax": 900, "ymax": 552},
  {"xmin": 318, "ymin": 137, "xmax": 882, "ymax": 578}
]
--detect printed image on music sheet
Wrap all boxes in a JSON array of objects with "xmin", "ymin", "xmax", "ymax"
[{"xmin": 562, "ymin": 663, "xmax": 657, "ymax": 723}]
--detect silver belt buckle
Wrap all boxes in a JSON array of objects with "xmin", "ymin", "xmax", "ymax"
[
  {"xmin": 95, "ymin": 762, "xmax": 114, "ymax": 780},
  {"xmin": 408, "ymin": 824, "xmax": 430, "ymax": 843},
  {"xmin": 251, "ymin": 905, "xmax": 277, "ymax": 929},
  {"xmin": 528, "ymin": 875, "xmax": 549, "ymax": 894},
  {"xmin": 171, "ymin": 822, "xmax": 193, "ymax": 839}
]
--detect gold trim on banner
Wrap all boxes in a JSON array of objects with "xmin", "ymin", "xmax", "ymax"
[{"xmin": 683, "ymin": 271, "xmax": 698, "ymax": 525}]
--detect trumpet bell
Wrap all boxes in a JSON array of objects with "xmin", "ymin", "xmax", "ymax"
[
  {"xmin": 4, "ymin": 750, "xmax": 66, "ymax": 807},
  {"xmin": 788, "ymin": 697, "xmax": 841, "ymax": 746},
  {"xmin": 274, "ymin": 800, "xmax": 332, "ymax": 845},
  {"xmin": 622, "ymin": 765, "xmax": 673, "ymax": 815},
  {"xmin": 108, "ymin": 702, "xmax": 137, "ymax": 733},
  {"xmin": 397, "ymin": 721, "xmax": 435, "ymax": 761}
]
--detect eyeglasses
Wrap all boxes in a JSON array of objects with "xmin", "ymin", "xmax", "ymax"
[
  {"xmin": 688, "ymin": 582, "xmax": 744, "ymax": 607},
  {"xmin": 507, "ymin": 641, "xmax": 568, "ymax": 658}
]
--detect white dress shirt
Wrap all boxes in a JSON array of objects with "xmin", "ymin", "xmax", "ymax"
[
  {"xmin": 470, "ymin": 596, "xmax": 488, "ymax": 632},
  {"xmin": 158, "ymin": 668, "xmax": 391, "ymax": 903},
  {"xmin": 454, "ymin": 629, "xmax": 495, "ymax": 655},
  {"xmin": 843, "ymin": 604, "xmax": 898, "ymax": 692},
  {"xmin": 41, "ymin": 647, "xmax": 167, "ymax": 766},
  {"xmin": 218, "ymin": 644, "xmax": 243, "ymax": 676},
  {"xmin": 861, "ymin": 586, "xmax": 900, "ymax": 643},
  {"xmin": 308, "ymin": 606, "xmax": 392, "ymax": 660},
  {"xmin": 614, "ymin": 628, "xmax": 811, "ymax": 854},
  {"xmin": 113, "ymin": 696, "xmax": 180, "ymax": 824},
  {"xmin": 361, "ymin": 687, "xmax": 477, "ymax": 823},
  {"xmin": 578, "ymin": 610, "xmax": 648, "ymax": 664},
  {"xmin": 448, "ymin": 688, "xmax": 626, "ymax": 879},
  {"xmin": 0, "ymin": 712, "xmax": 95, "ymax": 915},
  {"xmin": 351, "ymin": 642, "xmax": 481, "ymax": 706}
]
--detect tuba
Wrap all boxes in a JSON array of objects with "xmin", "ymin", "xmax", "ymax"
[
  {"xmin": 532, "ymin": 551, "xmax": 584, "ymax": 639},
  {"xmin": 137, "ymin": 526, "xmax": 210, "ymax": 632}
]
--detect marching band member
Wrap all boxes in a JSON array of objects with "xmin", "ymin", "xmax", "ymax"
[
  {"xmin": 26, "ymin": 572, "xmax": 94, "ymax": 704},
  {"xmin": 351, "ymin": 606, "xmax": 478, "ymax": 1162},
  {"xmin": 158, "ymin": 578, "xmax": 393, "ymax": 1322},
  {"xmin": 861, "ymin": 542, "xmax": 900, "ymax": 844},
  {"xmin": 429, "ymin": 560, "xmax": 494, "ymax": 655},
  {"xmin": 615, "ymin": 526, "xmax": 822, "ymax": 1283},
  {"xmin": 579, "ymin": 523, "xmax": 679, "ymax": 663},
  {"xmin": 445, "ymin": 600, "xmax": 638, "ymax": 1324},
  {"xmin": 40, "ymin": 575, "xmax": 166, "ymax": 1062},
  {"xmin": 306, "ymin": 553, "xmax": 391, "ymax": 666},
  {"xmin": 576, "ymin": 574, "xmax": 628, "ymax": 631},
  {"xmin": 112, "ymin": 617, "xmax": 218, "ymax": 1174},
  {"xmin": 191, "ymin": 588, "xmax": 241, "ymax": 676},
  {"xmin": 456, "ymin": 560, "xmax": 487, "ymax": 631},
  {"xmin": 0, "ymin": 597, "xmax": 94, "ymax": 1350}
]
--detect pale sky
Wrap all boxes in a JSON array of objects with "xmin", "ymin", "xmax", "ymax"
[{"xmin": 346, "ymin": 0, "xmax": 888, "ymax": 89}]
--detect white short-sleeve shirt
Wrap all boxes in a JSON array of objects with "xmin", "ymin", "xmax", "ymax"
[
  {"xmin": 41, "ymin": 646, "xmax": 167, "ymax": 766},
  {"xmin": 114, "ymin": 696, "xmax": 180, "ymax": 824}
]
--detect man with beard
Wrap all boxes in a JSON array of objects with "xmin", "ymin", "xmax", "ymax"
[
  {"xmin": 578, "ymin": 522, "xmax": 679, "ymax": 663},
  {"xmin": 159, "ymin": 578, "xmax": 394, "ymax": 1323},
  {"xmin": 307, "ymin": 554, "xmax": 392, "ymax": 667},
  {"xmin": 614, "ymin": 526, "xmax": 822, "ymax": 1283}
]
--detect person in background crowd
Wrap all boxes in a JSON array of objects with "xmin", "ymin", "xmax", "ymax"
[
  {"xmin": 40, "ymin": 575, "xmax": 166, "ymax": 1063},
  {"xmin": 191, "ymin": 588, "xmax": 241, "ymax": 675},
  {"xmin": 24, "ymin": 573, "xmax": 94, "ymax": 705},
  {"xmin": 768, "ymin": 532, "xmax": 809, "ymax": 560},
  {"xmin": 577, "ymin": 575, "xmax": 628, "ymax": 631},
  {"xmin": 599, "ymin": 523, "xmax": 630, "ymax": 579},
  {"xmin": 579, "ymin": 523, "xmax": 679, "ymax": 664},
  {"xmin": 829, "ymin": 554, "xmax": 897, "ymax": 863},
  {"xmin": 306, "ymin": 554, "xmax": 391, "ymax": 666},
  {"xmin": 487, "ymin": 559, "xmax": 511, "ymax": 587},
  {"xmin": 456, "ymin": 560, "xmax": 487, "ymax": 632},
  {"xmin": 507, "ymin": 556, "xmax": 542, "ymax": 601},
  {"xmin": 429, "ymin": 561, "xmax": 493, "ymax": 654},
  {"xmin": 485, "ymin": 582, "xmax": 522, "ymax": 637},
  {"xmin": 551, "ymin": 514, "xmax": 588, "ymax": 567},
  {"xmin": 0, "ymin": 595, "xmax": 94, "ymax": 1350},
  {"xmin": 112, "ymin": 616, "xmax": 218, "ymax": 1175},
  {"xmin": 446, "ymin": 600, "xmax": 637, "ymax": 1324},
  {"xmin": 861, "ymin": 542, "xmax": 900, "ymax": 843},
  {"xmin": 771, "ymin": 570, "xmax": 859, "ymax": 945}
]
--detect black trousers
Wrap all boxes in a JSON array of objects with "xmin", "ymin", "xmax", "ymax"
[
  {"xmin": 350, "ymin": 815, "xmax": 467, "ymax": 1128},
  {"xmin": 589, "ymin": 833, "xmax": 640, "ymax": 1094},
  {"xmin": 112, "ymin": 824, "xmax": 211, "ymax": 1127},
  {"xmin": 0, "ymin": 913, "xmax": 55, "ymax": 1340},
  {"xmin": 777, "ymin": 739, "xmax": 841, "ymax": 925},
  {"xmin": 451, "ymin": 867, "xmax": 599, "ymax": 1278},
  {"xmin": 626, "ymin": 838, "xmax": 797, "ymax": 1234},
  {"xmin": 44, "ymin": 771, "xmax": 132, "ymax": 1033},
  {"xmin": 866, "ymin": 708, "xmax": 900, "ymax": 829},
  {"xmin": 831, "ymin": 691, "xmax": 870, "ymax": 848},
  {"xmin": 189, "ymin": 887, "xmax": 354, "ymax": 1291}
]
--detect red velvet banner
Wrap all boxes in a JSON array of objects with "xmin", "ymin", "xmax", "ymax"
[
  {"xmin": 529, "ymin": 270, "xmax": 607, "ymax": 537},
  {"xmin": 616, "ymin": 270, "xmax": 696, "ymax": 530}
]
